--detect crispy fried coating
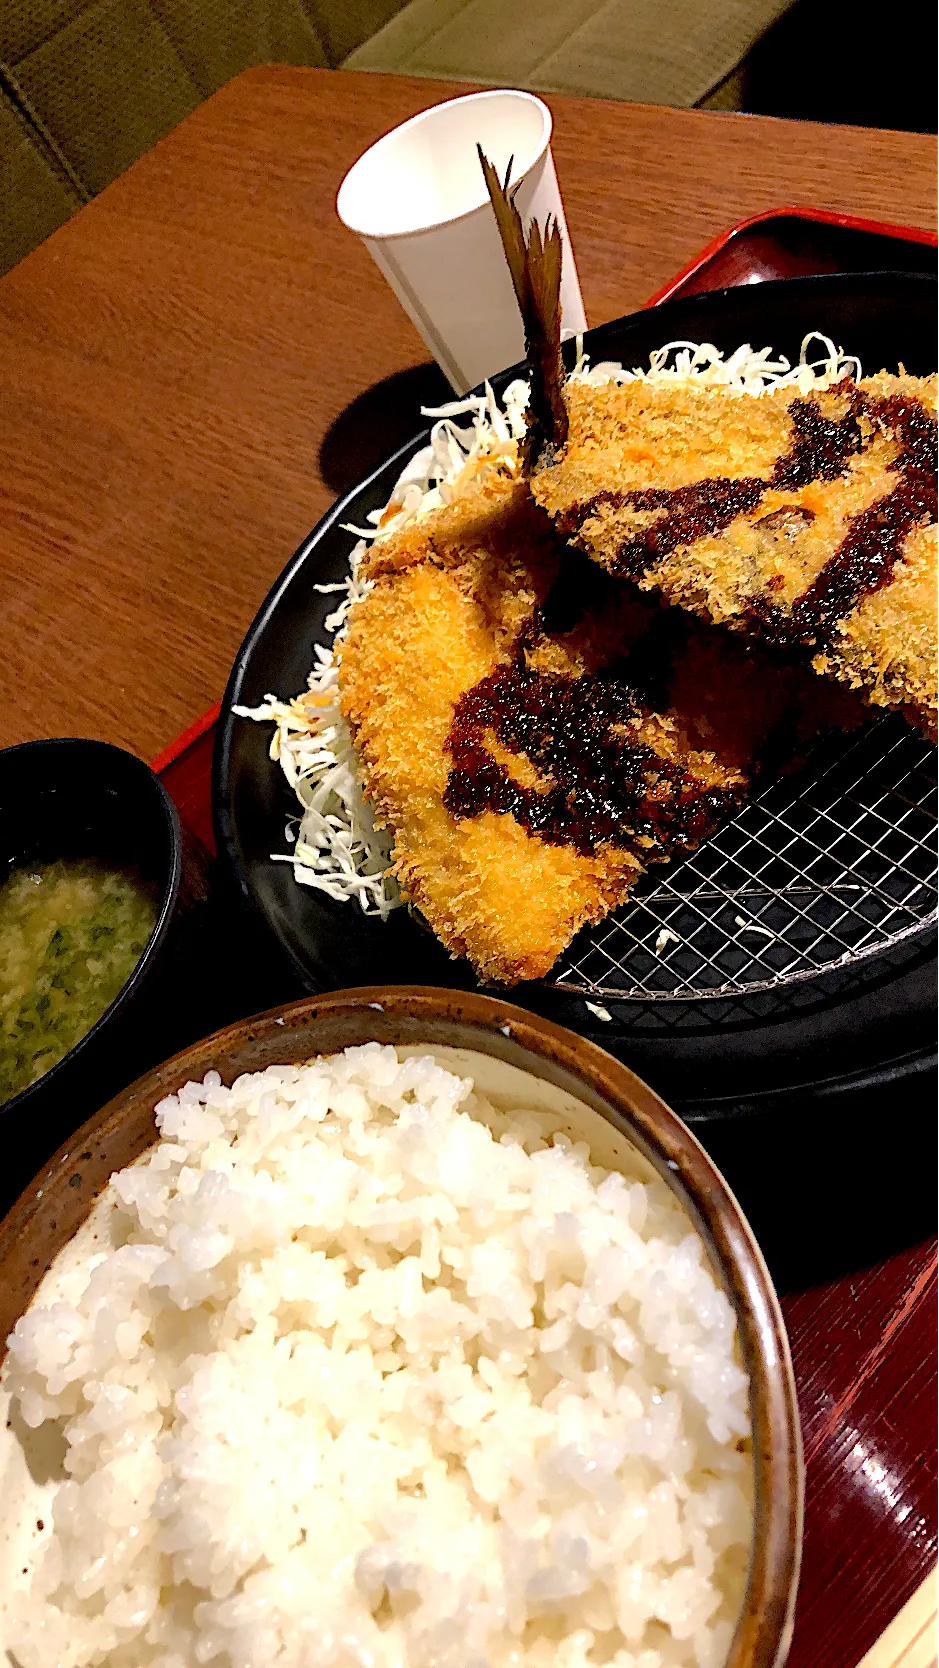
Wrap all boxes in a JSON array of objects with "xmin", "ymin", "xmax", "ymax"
[
  {"xmin": 342, "ymin": 481, "xmax": 644, "ymax": 984},
  {"xmin": 340, "ymin": 474, "xmax": 862, "ymax": 985},
  {"xmin": 533, "ymin": 372, "xmax": 938, "ymax": 737}
]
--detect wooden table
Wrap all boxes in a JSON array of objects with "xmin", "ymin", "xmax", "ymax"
[{"xmin": 0, "ymin": 65, "xmax": 936, "ymax": 1668}]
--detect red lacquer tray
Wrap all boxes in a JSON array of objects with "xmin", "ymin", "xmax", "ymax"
[{"xmin": 155, "ymin": 211, "xmax": 938, "ymax": 1668}]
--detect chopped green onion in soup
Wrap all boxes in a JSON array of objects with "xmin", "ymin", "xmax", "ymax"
[{"xmin": 0, "ymin": 859, "xmax": 158, "ymax": 1104}]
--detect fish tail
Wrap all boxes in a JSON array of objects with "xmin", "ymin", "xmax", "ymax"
[{"xmin": 478, "ymin": 145, "xmax": 569, "ymax": 470}]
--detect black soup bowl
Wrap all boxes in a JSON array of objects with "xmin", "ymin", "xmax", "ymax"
[{"xmin": 0, "ymin": 739, "xmax": 209, "ymax": 1211}]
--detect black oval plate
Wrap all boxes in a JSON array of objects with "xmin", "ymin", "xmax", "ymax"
[{"xmin": 214, "ymin": 272, "xmax": 937, "ymax": 1093}]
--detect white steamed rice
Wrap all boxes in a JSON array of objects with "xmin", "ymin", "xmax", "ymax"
[{"xmin": 2, "ymin": 1046, "xmax": 752, "ymax": 1668}]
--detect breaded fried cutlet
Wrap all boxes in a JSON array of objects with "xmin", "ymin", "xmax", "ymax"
[
  {"xmin": 532, "ymin": 372, "xmax": 938, "ymax": 738},
  {"xmin": 339, "ymin": 473, "xmax": 864, "ymax": 985}
]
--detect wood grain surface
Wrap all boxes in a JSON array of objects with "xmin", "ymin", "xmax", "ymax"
[
  {"xmin": 857, "ymin": 1566, "xmax": 938, "ymax": 1668},
  {"xmin": 783, "ymin": 1242, "xmax": 938, "ymax": 1668},
  {"xmin": 0, "ymin": 65, "xmax": 935, "ymax": 759}
]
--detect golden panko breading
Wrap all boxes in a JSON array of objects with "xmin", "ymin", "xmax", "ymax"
[
  {"xmin": 340, "ymin": 474, "xmax": 863, "ymax": 985},
  {"xmin": 342, "ymin": 482, "xmax": 643, "ymax": 984},
  {"xmin": 533, "ymin": 372, "xmax": 938, "ymax": 738}
]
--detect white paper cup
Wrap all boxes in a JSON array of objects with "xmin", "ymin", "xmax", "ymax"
[{"xmin": 337, "ymin": 89, "xmax": 587, "ymax": 394}]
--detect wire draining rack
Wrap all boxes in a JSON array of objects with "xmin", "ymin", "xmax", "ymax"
[{"xmin": 551, "ymin": 715, "xmax": 937, "ymax": 1001}]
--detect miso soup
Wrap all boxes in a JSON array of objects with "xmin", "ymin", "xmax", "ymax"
[{"xmin": 0, "ymin": 858, "xmax": 159, "ymax": 1105}]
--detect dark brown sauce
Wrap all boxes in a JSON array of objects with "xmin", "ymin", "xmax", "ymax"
[
  {"xmin": 444, "ymin": 661, "xmax": 742, "ymax": 858},
  {"xmin": 770, "ymin": 381, "xmax": 866, "ymax": 490},
  {"xmin": 557, "ymin": 380, "xmax": 935, "ymax": 647},
  {"xmin": 750, "ymin": 389, "xmax": 938, "ymax": 649},
  {"xmin": 756, "ymin": 506, "xmax": 816, "ymax": 536},
  {"xmin": 557, "ymin": 477, "xmax": 767, "ymax": 577},
  {"xmin": 556, "ymin": 381, "xmax": 867, "ymax": 576},
  {"xmin": 441, "ymin": 384, "xmax": 934, "ymax": 857}
]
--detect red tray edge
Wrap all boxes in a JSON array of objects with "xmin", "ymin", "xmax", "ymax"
[
  {"xmin": 152, "ymin": 208, "xmax": 937, "ymax": 775},
  {"xmin": 644, "ymin": 204, "xmax": 937, "ymax": 307},
  {"xmin": 151, "ymin": 699, "xmax": 221, "ymax": 775}
]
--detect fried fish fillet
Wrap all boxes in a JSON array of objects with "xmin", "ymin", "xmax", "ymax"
[
  {"xmin": 339, "ymin": 473, "xmax": 862, "ymax": 985},
  {"xmin": 532, "ymin": 372, "xmax": 938, "ymax": 738}
]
